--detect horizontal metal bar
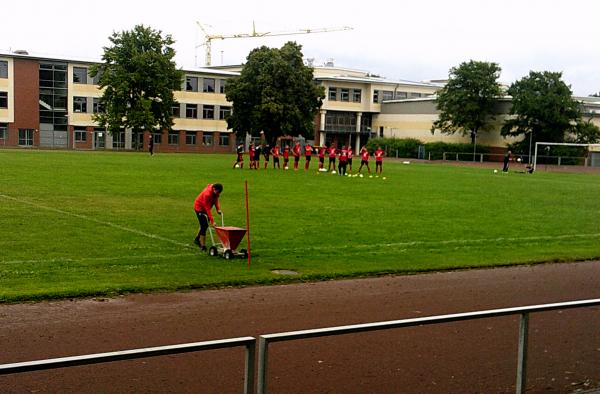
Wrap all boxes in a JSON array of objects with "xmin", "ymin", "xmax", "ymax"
[
  {"xmin": 0, "ymin": 336, "xmax": 255, "ymax": 375},
  {"xmin": 261, "ymin": 299, "xmax": 600, "ymax": 343}
]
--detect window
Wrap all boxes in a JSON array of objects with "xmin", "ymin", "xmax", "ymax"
[
  {"xmin": 0, "ymin": 123, "xmax": 7, "ymax": 140},
  {"xmin": 395, "ymin": 91, "xmax": 408, "ymax": 99},
  {"xmin": 186, "ymin": 76, "xmax": 198, "ymax": 92},
  {"xmin": 340, "ymin": 88, "xmax": 349, "ymax": 102},
  {"xmin": 0, "ymin": 61, "xmax": 7, "ymax": 78},
  {"xmin": 186, "ymin": 104, "xmax": 198, "ymax": 118},
  {"xmin": 203, "ymin": 78, "xmax": 215, "ymax": 93},
  {"xmin": 92, "ymin": 70, "xmax": 103, "ymax": 85},
  {"xmin": 73, "ymin": 67, "xmax": 88, "ymax": 84},
  {"xmin": 409, "ymin": 92, "xmax": 422, "ymax": 98},
  {"xmin": 328, "ymin": 87, "xmax": 337, "ymax": 101},
  {"xmin": 18, "ymin": 129, "xmax": 34, "ymax": 146},
  {"xmin": 168, "ymin": 131, "xmax": 179, "ymax": 145},
  {"xmin": 202, "ymin": 105, "xmax": 214, "ymax": 119},
  {"xmin": 202, "ymin": 133, "xmax": 213, "ymax": 145},
  {"xmin": 0, "ymin": 91, "xmax": 7, "ymax": 108},
  {"xmin": 352, "ymin": 89, "xmax": 361, "ymax": 103},
  {"xmin": 92, "ymin": 98, "xmax": 104, "ymax": 113},
  {"xmin": 219, "ymin": 79, "xmax": 226, "ymax": 94},
  {"xmin": 373, "ymin": 90, "xmax": 379, "ymax": 103},
  {"xmin": 219, "ymin": 106, "xmax": 231, "ymax": 120},
  {"xmin": 73, "ymin": 96, "xmax": 87, "ymax": 113},
  {"xmin": 172, "ymin": 103, "xmax": 180, "ymax": 118},
  {"xmin": 113, "ymin": 131, "xmax": 125, "ymax": 149},
  {"xmin": 382, "ymin": 90, "xmax": 394, "ymax": 101},
  {"xmin": 152, "ymin": 132, "xmax": 162, "ymax": 144},
  {"xmin": 74, "ymin": 127, "xmax": 87, "ymax": 142},
  {"xmin": 219, "ymin": 134, "xmax": 229, "ymax": 146},
  {"xmin": 186, "ymin": 132, "xmax": 196, "ymax": 145}
]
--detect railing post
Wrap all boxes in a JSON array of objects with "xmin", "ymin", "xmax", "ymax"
[
  {"xmin": 257, "ymin": 337, "xmax": 268, "ymax": 394},
  {"xmin": 516, "ymin": 312, "xmax": 529, "ymax": 394},
  {"xmin": 244, "ymin": 341, "xmax": 255, "ymax": 394}
]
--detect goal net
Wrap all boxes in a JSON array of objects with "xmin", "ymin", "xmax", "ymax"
[{"xmin": 533, "ymin": 142, "xmax": 600, "ymax": 171}]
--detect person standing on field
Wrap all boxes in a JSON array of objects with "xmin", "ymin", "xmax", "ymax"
[
  {"xmin": 292, "ymin": 141, "xmax": 301, "ymax": 171},
  {"xmin": 283, "ymin": 145, "xmax": 290, "ymax": 169},
  {"xmin": 328, "ymin": 145, "xmax": 337, "ymax": 172},
  {"xmin": 248, "ymin": 143, "xmax": 256, "ymax": 170},
  {"xmin": 263, "ymin": 144, "xmax": 271, "ymax": 169},
  {"xmin": 318, "ymin": 146, "xmax": 326, "ymax": 169},
  {"xmin": 272, "ymin": 145, "xmax": 281, "ymax": 169},
  {"xmin": 233, "ymin": 144, "xmax": 244, "ymax": 169},
  {"xmin": 358, "ymin": 146, "xmax": 371, "ymax": 174},
  {"xmin": 347, "ymin": 146, "xmax": 353, "ymax": 173},
  {"xmin": 193, "ymin": 183, "xmax": 223, "ymax": 252},
  {"xmin": 375, "ymin": 145, "xmax": 384, "ymax": 175},
  {"xmin": 338, "ymin": 145, "xmax": 348, "ymax": 176},
  {"xmin": 503, "ymin": 150, "xmax": 512, "ymax": 172},
  {"xmin": 304, "ymin": 144, "xmax": 313, "ymax": 170}
]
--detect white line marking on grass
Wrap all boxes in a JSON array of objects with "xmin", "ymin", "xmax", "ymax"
[
  {"xmin": 0, "ymin": 193, "xmax": 191, "ymax": 249},
  {"xmin": 259, "ymin": 232, "xmax": 600, "ymax": 254},
  {"xmin": 0, "ymin": 252, "xmax": 199, "ymax": 266}
]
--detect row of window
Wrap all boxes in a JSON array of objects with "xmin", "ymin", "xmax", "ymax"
[
  {"xmin": 0, "ymin": 126, "xmax": 34, "ymax": 146},
  {"xmin": 70, "ymin": 128, "xmax": 229, "ymax": 147},
  {"xmin": 328, "ymin": 87, "xmax": 362, "ymax": 103},
  {"xmin": 0, "ymin": 91, "xmax": 7, "ymax": 108},
  {"xmin": 373, "ymin": 90, "xmax": 426, "ymax": 103},
  {"xmin": 176, "ymin": 104, "xmax": 231, "ymax": 120},
  {"xmin": 185, "ymin": 76, "xmax": 226, "ymax": 94}
]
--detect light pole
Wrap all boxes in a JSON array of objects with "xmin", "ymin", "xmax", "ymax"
[{"xmin": 528, "ymin": 131, "xmax": 533, "ymax": 165}]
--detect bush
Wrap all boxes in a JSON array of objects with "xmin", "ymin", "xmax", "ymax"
[{"xmin": 365, "ymin": 138, "xmax": 423, "ymax": 158}]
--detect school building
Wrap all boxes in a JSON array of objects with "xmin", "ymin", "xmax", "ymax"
[{"xmin": 2, "ymin": 49, "xmax": 600, "ymax": 153}]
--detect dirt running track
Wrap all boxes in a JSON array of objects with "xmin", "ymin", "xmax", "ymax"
[{"xmin": 1, "ymin": 261, "xmax": 599, "ymax": 393}]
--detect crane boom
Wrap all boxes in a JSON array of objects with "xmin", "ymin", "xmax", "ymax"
[{"xmin": 195, "ymin": 22, "xmax": 352, "ymax": 66}]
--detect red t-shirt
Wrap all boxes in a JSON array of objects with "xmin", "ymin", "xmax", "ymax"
[
  {"xmin": 361, "ymin": 150, "xmax": 369, "ymax": 161},
  {"xmin": 194, "ymin": 184, "xmax": 221, "ymax": 224},
  {"xmin": 339, "ymin": 148, "xmax": 348, "ymax": 162},
  {"xmin": 292, "ymin": 144, "xmax": 301, "ymax": 157},
  {"xmin": 249, "ymin": 146, "xmax": 255, "ymax": 159},
  {"xmin": 328, "ymin": 147, "xmax": 336, "ymax": 158},
  {"xmin": 305, "ymin": 145, "xmax": 312, "ymax": 157},
  {"xmin": 375, "ymin": 149, "xmax": 384, "ymax": 162},
  {"xmin": 347, "ymin": 148, "xmax": 353, "ymax": 157},
  {"xmin": 318, "ymin": 147, "xmax": 326, "ymax": 158},
  {"xmin": 272, "ymin": 146, "xmax": 280, "ymax": 158},
  {"xmin": 283, "ymin": 147, "xmax": 289, "ymax": 159}
]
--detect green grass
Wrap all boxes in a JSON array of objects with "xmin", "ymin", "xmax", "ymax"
[{"xmin": 1, "ymin": 149, "xmax": 600, "ymax": 302}]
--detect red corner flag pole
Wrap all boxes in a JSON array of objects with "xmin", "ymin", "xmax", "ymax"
[{"xmin": 245, "ymin": 180, "xmax": 251, "ymax": 268}]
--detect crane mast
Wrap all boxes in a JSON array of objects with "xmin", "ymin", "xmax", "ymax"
[{"xmin": 195, "ymin": 22, "xmax": 352, "ymax": 66}]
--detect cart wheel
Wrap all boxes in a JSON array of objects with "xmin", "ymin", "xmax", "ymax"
[
  {"xmin": 224, "ymin": 249, "xmax": 234, "ymax": 260},
  {"xmin": 209, "ymin": 246, "xmax": 218, "ymax": 257},
  {"xmin": 240, "ymin": 249, "xmax": 248, "ymax": 259}
]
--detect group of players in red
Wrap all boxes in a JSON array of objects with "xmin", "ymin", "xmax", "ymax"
[{"xmin": 233, "ymin": 142, "xmax": 385, "ymax": 175}]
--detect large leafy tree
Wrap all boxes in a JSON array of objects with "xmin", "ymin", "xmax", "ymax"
[
  {"xmin": 89, "ymin": 25, "xmax": 183, "ymax": 135},
  {"xmin": 501, "ymin": 71, "xmax": 583, "ymax": 145},
  {"xmin": 431, "ymin": 60, "xmax": 502, "ymax": 143},
  {"xmin": 225, "ymin": 41, "xmax": 324, "ymax": 143}
]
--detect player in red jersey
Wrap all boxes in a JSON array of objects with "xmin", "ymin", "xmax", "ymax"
[
  {"xmin": 283, "ymin": 145, "xmax": 290, "ymax": 169},
  {"xmin": 328, "ymin": 145, "xmax": 337, "ymax": 172},
  {"xmin": 347, "ymin": 146, "xmax": 353, "ymax": 173},
  {"xmin": 318, "ymin": 146, "xmax": 326, "ymax": 169},
  {"xmin": 292, "ymin": 141, "xmax": 301, "ymax": 170},
  {"xmin": 358, "ymin": 146, "xmax": 371, "ymax": 174},
  {"xmin": 304, "ymin": 144, "xmax": 313, "ymax": 170},
  {"xmin": 263, "ymin": 144, "xmax": 271, "ymax": 169},
  {"xmin": 233, "ymin": 144, "xmax": 244, "ymax": 169},
  {"xmin": 375, "ymin": 145, "xmax": 385, "ymax": 175},
  {"xmin": 193, "ymin": 183, "xmax": 222, "ymax": 252},
  {"xmin": 272, "ymin": 145, "xmax": 281, "ymax": 169},
  {"xmin": 338, "ymin": 146, "xmax": 348, "ymax": 176},
  {"xmin": 248, "ymin": 143, "xmax": 256, "ymax": 169}
]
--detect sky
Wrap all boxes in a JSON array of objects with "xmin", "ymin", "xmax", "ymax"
[{"xmin": 3, "ymin": 0, "xmax": 600, "ymax": 96}]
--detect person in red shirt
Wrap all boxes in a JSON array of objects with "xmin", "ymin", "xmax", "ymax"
[
  {"xmin": 283, "ymin": 145, "xmax": 290, "ymax": 169},
  {"xmin": 318, "ymin": 146, "xmax": 326, "ymax": 169},
  {"xmin": 272, "ymin": 145, "xmax": 281, "ymax": 169},
  {"xmin": 193, "ymin": 183, "xmax": 223, "ymax": 252},
  {"xmin": 347, "ymin": 146, "xmax": 354, "ymax": 173},
  {"xmin": 304, "ymin": 144, "xmax": 313, "ymax": 170},
  {"xmin": 338, "ymin": 146, "xmax": 348, "ymax": 176},
  {"xmin": 233, "ymin": 144, "xmax": 244, "ymax": 169},
  {"xmin": 263, "ymin": 144, "xmax": 271, "ymax": 169},
  {"xmin": 248, "ymin": 143, "xmax": 256, "ymax": 170},
  {"xmin": 292, "ymin": 142, "xmax": 301, "ymax": 170},
  {"xmin": 358, "ymin": 146, "xmax": 371, "ymax": 174},
  {"xmin": 375, "ymin": 145, "xmax": 385, "ymax": 175},
  {"xmin": 328, "ymin": 145, "xmax": 337, "ymax": 172}
]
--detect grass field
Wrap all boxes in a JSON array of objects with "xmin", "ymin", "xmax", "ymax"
[{"xmin": 1, "ymin": 149, "xmax": 600, "ymax": 302}]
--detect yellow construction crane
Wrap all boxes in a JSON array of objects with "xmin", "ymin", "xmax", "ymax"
[{"xmin": 195, "ymin": 21, "xmax": 353, "ymax": 66}]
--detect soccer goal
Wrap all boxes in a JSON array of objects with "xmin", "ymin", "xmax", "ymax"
[{"xmin": 533, "ymin": 142, "xmax": 600, "ymax": 171}]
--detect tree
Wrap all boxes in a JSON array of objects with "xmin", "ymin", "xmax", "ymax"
[
  {"xmin": 89, "ymin": 25, "xmax": 183, "ymax": 137},
  {"xmin": 225, "ymin": 42, "xmax": 325, "ymax": 144},
  {"xmin": 431, "ymin": 60, "xmax": 502, "ymax": 144},
  {"xmin": 501, "ymin": 71, "xmax": 582, "ymax": 146}
]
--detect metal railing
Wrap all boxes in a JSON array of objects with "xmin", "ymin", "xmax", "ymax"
[
  {"xmin": 1, "ymin": 299, "xmax": 599, "ymax": 393},
  {"xmin": 0, "ymin": 336, "xmax": 256, "ymax": 394},
  {"xmin": 257, "ymin": 298, "xmax": 600, "ymax": 394}
]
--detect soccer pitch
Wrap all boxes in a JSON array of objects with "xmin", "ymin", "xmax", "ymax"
[{"xmin": 1, "ymin": 149, "xmax": 600, "ymax": 302}]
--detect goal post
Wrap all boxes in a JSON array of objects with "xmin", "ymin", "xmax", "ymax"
[{"xmin": 533, "ymin": 142, "xmax": 600, "ymax": 171}]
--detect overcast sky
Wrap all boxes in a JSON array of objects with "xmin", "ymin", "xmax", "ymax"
[{"xmin": 3, "ymin": 0, "xmax": 599, "ymax": 96}]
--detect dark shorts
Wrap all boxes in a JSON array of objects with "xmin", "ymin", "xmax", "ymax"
[
  {"xmin": 274, "ymin": 157, "xmax": 280, "ymax": 163},
  {"xmin": 264, "ymin": 155, "xmax": 270, "ymax": 162},
  {"xmin": 348, "ymin": 158, "xmax": 353, "ymax": 165},
  {"xmin": 237, "ymin": 154, "xmax": 243, "ymax": 162},
  {"xmin": 284, "ymin": 158, "xmax": 289, "ymax": 164},
  {"xmin": 319, "ymin": 157, "xmax": 324, "ymax": 163},
  {"xmin": 329, "ymin": 158, "xmax": 336, "ymax": 164},
  {"xmin": 195, "ymin": 211, "xmax": 209, "ymax": 236},
  {"xmin": 376, "ymin": 161, "xmax": 383, "ymax": 166},
  {"xmin": 305, "ymin": 156, "xmax": 311, "ymax": 162},
  {"xmin": 361, "ymin": 160, "xmax": 369, "ymax": 166},
  {"xmin": 294, "ymin": 156, "xmax": 300, "ymax": 163}
]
